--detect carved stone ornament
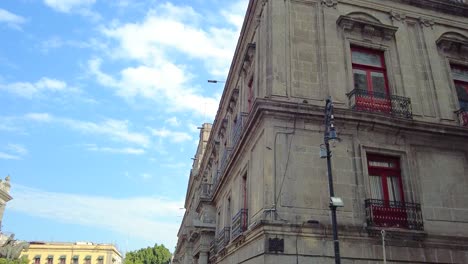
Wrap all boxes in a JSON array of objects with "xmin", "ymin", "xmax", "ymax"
[
  {"xmin": 242, "ymin": 43, "xmax": 256, "ymax": 73},
  {"xmin": 389, "ymin": 10, "xmax": 406, "ymax": 22},
  {"xmin": 436, "ymin": 32, "xmax": 468, "ymax": 58},
  {"xmin": 337, "ymin": 15, "xmax": 398, "ymax": 41},
  {"xmin": 228, "ymin": 88, "xmax": 239, "ymax": 113},
  {"xmin": 418, "ymin": 17, "xmax": 435, "ymax": 28},
  {"xmin": 321, "ymin": 0, "xmax": 338, "ymax": 8}
]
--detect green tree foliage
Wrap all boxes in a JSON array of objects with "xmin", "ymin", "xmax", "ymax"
[
  {"xmin": 124, "ymin": 244, "xmax": 171, "ymax": 264},
  {"xmin": 0, "ymin": 256, "xmax": 29, "ymax": 264}
]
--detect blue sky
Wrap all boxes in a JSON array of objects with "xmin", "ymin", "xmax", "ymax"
[{"xmin": 0, "ymin": 0, "xmax": 247, "ymax": 253}]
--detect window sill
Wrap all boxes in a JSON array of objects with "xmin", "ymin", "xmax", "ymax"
[{"xmin": 366, "ymin": 226, "xmax": 427, "ymax": 240}]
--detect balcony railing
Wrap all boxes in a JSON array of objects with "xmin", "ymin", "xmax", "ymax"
[
  {"xmin": 231, "ymin": 112, "xmax": 248, "ymax": 148},
  {"xmin": 209, "ymin": 240, "xmax": 216, "ymax": 259},
  {"xmin": 219, "ymin": 148, "xmax": 232, "ymax": 178},
  {"xmin": 347, "ymin": 89, "xmax": 412, "ymax": 119},
  {"xmin": 455, "ymin": 105, "xmax": 468, "ymax": 127},
  {"xmin": 216, "ymin": 227, "xmax": 230, "ymax": 251},
  {"xmin": 365, "ymin": 199, "xmax": 424, "ymax": 231},
  {"xmin": 231, "ymin": 209, "xmax": 248, "ymax": 240},
  {"xmin": 449, "ymin": 0, "xmax": 465, "ymax": 3}
]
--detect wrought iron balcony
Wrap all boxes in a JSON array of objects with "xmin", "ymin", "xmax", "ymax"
[
  {"xmin": 231, "ymin": 209, "xmax": 248, "ymax": 240},
  {"xmin": 448, "ymin": 0, "xmax": 465, "ymax": 3},
  {"xmin": 209, "ymin": 240, "xmax": 216, "ymax": 259},
  {"xmin": 216, "ymin": 227, "xmax": 230, "ymax": 251},
  {"xmin": 365, "ymin": 199, "xmax": 424, "ymax": 231},
  {"xmin": 231, "ymin": 112, "xmax": 248, "ymax": 148},
  {"xmin": 347, "ymin": 89, "xmax": 412, "ymax": 119},
  {"xmin": 455, "ymin": 104, "xmax": 468, "ymax": 127},
  {"xmin": 219, "ymin": 148, "xmax": 232, "ymax": 177}
]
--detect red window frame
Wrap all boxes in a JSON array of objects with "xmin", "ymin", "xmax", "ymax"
[
  {"xmin": 47, "ymin": 259, "xmax": 53, "ymax": 264},
  {"xmin": 367, "ymin": 154, "xmax": 405, "ymax": 203},
  {"xmin": 59, "ymin": 259, "xmax": 65, "ymax": 264},
  {"xmin": 35, "ymin": 259, "xmax": 40, "ymax": 264},
  {"xmin": 351, "ymin": 47, "xmax": 391, "ymax": 113},
  {"xmin": 451, "ymin": 65, "xmax": 468, "ymax": 106},
  {"xmin": 367, "ymin": 154, "xmax": 408, "ymax": 228}
]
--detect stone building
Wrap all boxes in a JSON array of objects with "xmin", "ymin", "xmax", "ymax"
[
  {"xmin": 174, "ymin": 0, "xmax": 468, "ymax": 263},
  {"xmin": 20, "ymin": 242, "xmax": 122, "ymax": 264}
]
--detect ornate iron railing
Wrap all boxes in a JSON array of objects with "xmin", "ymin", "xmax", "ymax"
[
  {"xmin": 231, "ymin": 112, "xmax": 248, "ymax": 148},
  {"xmin": 347, "ymin": 89, "xmax": 412, "ymax": 119},
  {"xmin": 200, "ymin": 182, "xmax": 212, "ymax": 199},
  {"xmin": 231, "ymin": 209, "xmax": 248, "ymax": 240},
  {"xmin": 216, "ymin": 227, "xmax": 230, "ymax": 251},
  {"xmin": 209, "ymin": 240, "xmax": 216, "ymax": 259},
  {"xmin": 219, "ymin": 148, "xmax": 232, "ymax": 177},
  {"xmin": 365, "ymin": 199, "xmax": 424, "ymax": 231},
  {"xmin": 449, "ymin": 0, "xmax": 465, "ymax": 3},
  {"xmin": 455, "ymin": 105, "xmax": 468, "ymax": 127}
]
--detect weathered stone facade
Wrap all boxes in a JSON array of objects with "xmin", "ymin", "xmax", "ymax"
[{"xmin": 174, "ymin": 0, "xmax": 468, "ymax": 263}]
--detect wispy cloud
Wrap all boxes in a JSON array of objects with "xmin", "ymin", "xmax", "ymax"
[
  {"xmin": 85, "ymin": 144, "xmax": 145, "ymax": 155},
  {"xmin": 0, "ymin": 8, "xmax": 26, "ymax": 29},
  {"xmin": 0, "ymin": 77, "xmax": 71, "ymax": 98},
  {"xmin": 63, "ymin": 118, "xmax": 150, "ymax": 148},
  {"xmin": 7, "ymin": 144, "xmax": 28, "ymax": 155},
  {"xmin": 0, "ymin": 143, "xmax": 28, "ymax": 160},
  {"xmin": 165, "ymin": 117, "xmax": 180, "ymax": 127},
  {"xmin": 8, "ymin": 185, "xmax": 183, "ymax": 249},
  {"xmin": 43, "ymin": 0, "xmax": 96, "ymax": 13},
  {"xmin": 0, "ymin": 152, "xmax": 20, "ymax": 160},
  {"xmin": 23, "ymin": 113, "xmax": 150, "ymax": 148},
  {"xmin": 150, "ymin": 128, "xmax": 192, "ymax": 143}
]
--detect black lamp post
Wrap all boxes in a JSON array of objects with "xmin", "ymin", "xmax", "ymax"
[{"xmin": 323, "ymin": 96, "xmax": 341, "ymax": 264}]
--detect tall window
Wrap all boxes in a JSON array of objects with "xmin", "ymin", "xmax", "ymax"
[
  {"xmin": 47, "ymin": 257, "xmax": 53, "ymax": 264},
  {"xmin": 34, "ymin": 257, "xmax": 40, "ymax": 264},
  {"xmin": 367, "ymin": 154, "xmax": 409, "ymax": 228},
  {"xmin": 451, "ymin": 65, "xmax": 468, "ymax": 109},
  {"xmin": 368, "ymin": 154, "xmax": 404, "ymax": 203},
  {"xmin": 72, "ymin": 256, "xmax": 78, "ymax": 264},
  {"xmin": 352, "ymin": 47, "xmax": 391, "ymax": 112},
  {"xmin": 59, "ymin": 257, "xmax": 66, "ymax": 264}
]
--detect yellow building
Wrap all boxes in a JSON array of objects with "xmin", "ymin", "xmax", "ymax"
[{"xmin": 20, "ymin": 242, "xmax": 122, "ymax": 264}]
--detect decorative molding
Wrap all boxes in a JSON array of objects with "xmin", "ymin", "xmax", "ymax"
[
  {"xmin": 389, "ymin": 10, "xmax": 406, "ymax": 22},
  {"xmin": 228, "ymin": 88, "xmax": 239, "ymax": 113},
  {"xmin": 436, "ymin": 32, "xmax": 468, "ymax": 59},
  {"xmin": 418, "ymin": 17, "xmax": 435, "ymax": 28},
  {"xmin": 242, "ymin": 43, "xmax": 256, "ymax": 73},
  {"xmin": 321, "ymin": 0, "xmax": 338, "ymax": 8},
  {"xmin": 337, "ymin": 15, "xmax": 398, "ymax": 41}
]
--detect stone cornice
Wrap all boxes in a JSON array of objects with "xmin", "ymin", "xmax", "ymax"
[{"xmin": 388, "ymin": 0, "xmax": 468, "ymax": 17}]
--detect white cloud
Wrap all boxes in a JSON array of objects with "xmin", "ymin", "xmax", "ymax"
[
  {"xmin": 63, "ymin": 118, "xmax": 150, "ymax": 148},
  {"xmin": 0, "ymin": 77, "xmax": 69, "ymax": 98},
  {"xmin": 141, "ymin": 173, "xmax": 152, "ymax": 180},
  {"xmin": 43, "ymin": 0, "xmax": 95, "ymax": 13},
  {"xmin": 88, "ymin": 58, "xmax": 220, "ymax": 118},
  {"xmin": 85, "ymin": 144, "xmax": 145, "ymax": 155},
  {"xmin": 0, "ymin": 8, "xmax": 26, "ymax": 29},
  {"xmin": 8, "ymin": 185, "xmax": 183, "ymax": 249},
  {"xmin": 23, "ymin": 113, "xmax": 150, "ymax": 148},
  {"xmin": 0, "ymin": 152, "xmax": 20, "ymax": 160},
  {"xmin": 165, "ymin": 117, "xmax": 180, "ymax": 127},
  {"xmin": 86, "ymin": 2, "xmax": 250, "ymax": 119},
  {"xmin": 100, "ymin": 2, "xmax": 239, "ymax": 76},
  {"xmin": 150, "ymin": 128, "xmax": 192, "ymax": 143},
  {"xmin": 24, "ymin": 113, "xmax": 53, "ymax": 122},
  {"xmin": 7, "ymin": 144, "xmax": 28, "ymax": 155}
]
